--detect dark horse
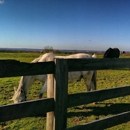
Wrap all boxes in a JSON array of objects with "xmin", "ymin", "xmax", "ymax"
[{"xmin": 103, "ymin": 48, "xmax": 120, "ymax": 58}]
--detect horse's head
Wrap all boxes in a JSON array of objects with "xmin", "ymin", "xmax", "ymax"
[
  {"xmin": 11, "ymin": 87, "xmax": 27, "ymax": 103},
  {"xmin": 11, "ymin": 76, "xmax": 35, "ymax": 103},
  {"xmin": 11, "ymin": 53, "xmax": 55, "ymax": 103}
]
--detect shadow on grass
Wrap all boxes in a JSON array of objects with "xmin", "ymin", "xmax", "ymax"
[{"xmin": 67, "ymin": 103, "xmax": 130, "ymax": 117}]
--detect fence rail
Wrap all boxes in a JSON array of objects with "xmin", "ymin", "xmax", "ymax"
[
  {"xmin": 1, "ymin": 58, "xmax": 130, "ymax": 78},
  {"xmin": 0, "ymin": 98, "xmax": 54, "ymax": 122},
  {"xmin": 67, "ymin": 111, "xmax": 130, "ymax": 130},
  {"xmin": 0, "ymin": 58, "xmax": 130, "ymax": 130},
  {"xmin": 68, "ymin": 86, "xmax": 130, "ymax": 107},
  {"xmin": 0, "ymin": 60, "xmax": 54, "ymax": 77}
]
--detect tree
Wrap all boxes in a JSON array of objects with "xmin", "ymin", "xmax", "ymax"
[{"xmin": 42, "ymin": 46, "xmax": 53, "ymax": 53}]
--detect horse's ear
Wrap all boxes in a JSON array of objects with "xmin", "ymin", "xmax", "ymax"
[{"xmin": 14, "ymin": 87, "xmax": 17, "ymax": 92}]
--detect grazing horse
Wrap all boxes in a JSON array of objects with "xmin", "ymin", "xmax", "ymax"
[
  {"xmin": 103, "ymin": 48, "xmax": 120, "ymax": 58},
  {"xmin": 11, "ymin": 52, "xmax": 96, "ymax": 103}
]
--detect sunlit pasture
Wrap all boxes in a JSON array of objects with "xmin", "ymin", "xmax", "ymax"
[{"xmin": 0, "ymin": 52, "xmax": 130, "ymax": 130}]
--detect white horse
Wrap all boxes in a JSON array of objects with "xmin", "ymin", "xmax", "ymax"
[{"xmin": 11, "ymin": 52, "xmax": 96, "ymax": 103}]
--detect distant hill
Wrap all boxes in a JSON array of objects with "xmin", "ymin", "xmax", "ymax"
[
  {"xmin": 0, "ymin": 48, "xmax": 42, "ymax": 52},
  {"xmin": 0, "ymin": 48, "xmax": 104, "ymax": 53}
]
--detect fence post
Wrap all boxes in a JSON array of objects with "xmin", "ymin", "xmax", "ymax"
[
  {"xmin": 53, "ymin": 59, "xmax": 68, "ymax": 130},
  {"xmin": 46, "ymin": 74, "xmax": 54, "ymax": 130}
]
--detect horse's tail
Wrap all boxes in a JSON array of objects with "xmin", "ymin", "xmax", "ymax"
[{"xmin": 92, "ymin": 54, "xmax": 96, "ymax": 58}]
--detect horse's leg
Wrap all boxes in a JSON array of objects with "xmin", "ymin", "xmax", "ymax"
[
  {"xmin": 39, "ymin": 81, "xmax": 47, "ymax": 98},
  {"xmin": 83, "ymin": 71, "xmax": 96, "ymax": 108},
  {"xmin": 91, "ymin": 71, "xmax": 97, "ymax": 105},
  {"xmin": 90, "ymin": 71, "xmax": 97, "ymax": 91},
  {"xmin": 84, "ymin": 71, "xmax": 94, "ymax": 91},
  {"xmin": 88, "ymin": 71, "xmax": 97, "ymax": 105}
]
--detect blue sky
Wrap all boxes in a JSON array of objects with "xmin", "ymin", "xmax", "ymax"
[{"xmin": 0, "ymin": 0, "xmax": 130, "ymax": 51}]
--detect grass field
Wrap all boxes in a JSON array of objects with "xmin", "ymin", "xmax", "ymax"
[{"xmin": 0, "ymin": 52, "xmax": 130, "ymax": 130}]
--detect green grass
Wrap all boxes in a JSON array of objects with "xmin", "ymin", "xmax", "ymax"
[{"xmin": 0, "ymin": 52, "xmax": 130, "ymax": 130}]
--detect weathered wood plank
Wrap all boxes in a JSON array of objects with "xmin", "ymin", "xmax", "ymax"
[
  {"xmin": 68, "ymin": 86, "xmax": 130, "ymax": 108},
  {"xmin": 67, "ymin": 58, "xmax": 130, "ymax": 71},
  {"xmin": 53, "ymin": 59, "xmax": 68, "ymax": 130},
  {"xmin": 66, "ymin": 111, "xmax": 130, "ymax": 130},
  {"xmin": 0, "ymin": 58, "xmax": 130, "ymax": 78},
  {"xmin": 46, "ymin": 74, "xmax": 54, "ymax": 130},
  {"xmin": 0, "ymin": 98, "xmax": 54, "ymax": 122},
  {"xmin": 0, "ymin": 60, "xmax": 54, "ymax": 77}
]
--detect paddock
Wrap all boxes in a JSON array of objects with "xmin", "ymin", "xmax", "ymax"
[{"xmin": 0, "ymin": 57, "xmax": 130, "ymax": 130}]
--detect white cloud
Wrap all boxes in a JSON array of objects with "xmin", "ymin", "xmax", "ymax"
[{"xmin": 0, "ymin": 0, "xmax": 4, "ymax": 4}]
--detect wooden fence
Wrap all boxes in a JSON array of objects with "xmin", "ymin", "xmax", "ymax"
[{"xmin": 0, "ymin": 58, "xmax": 130, "ymax": 130}]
